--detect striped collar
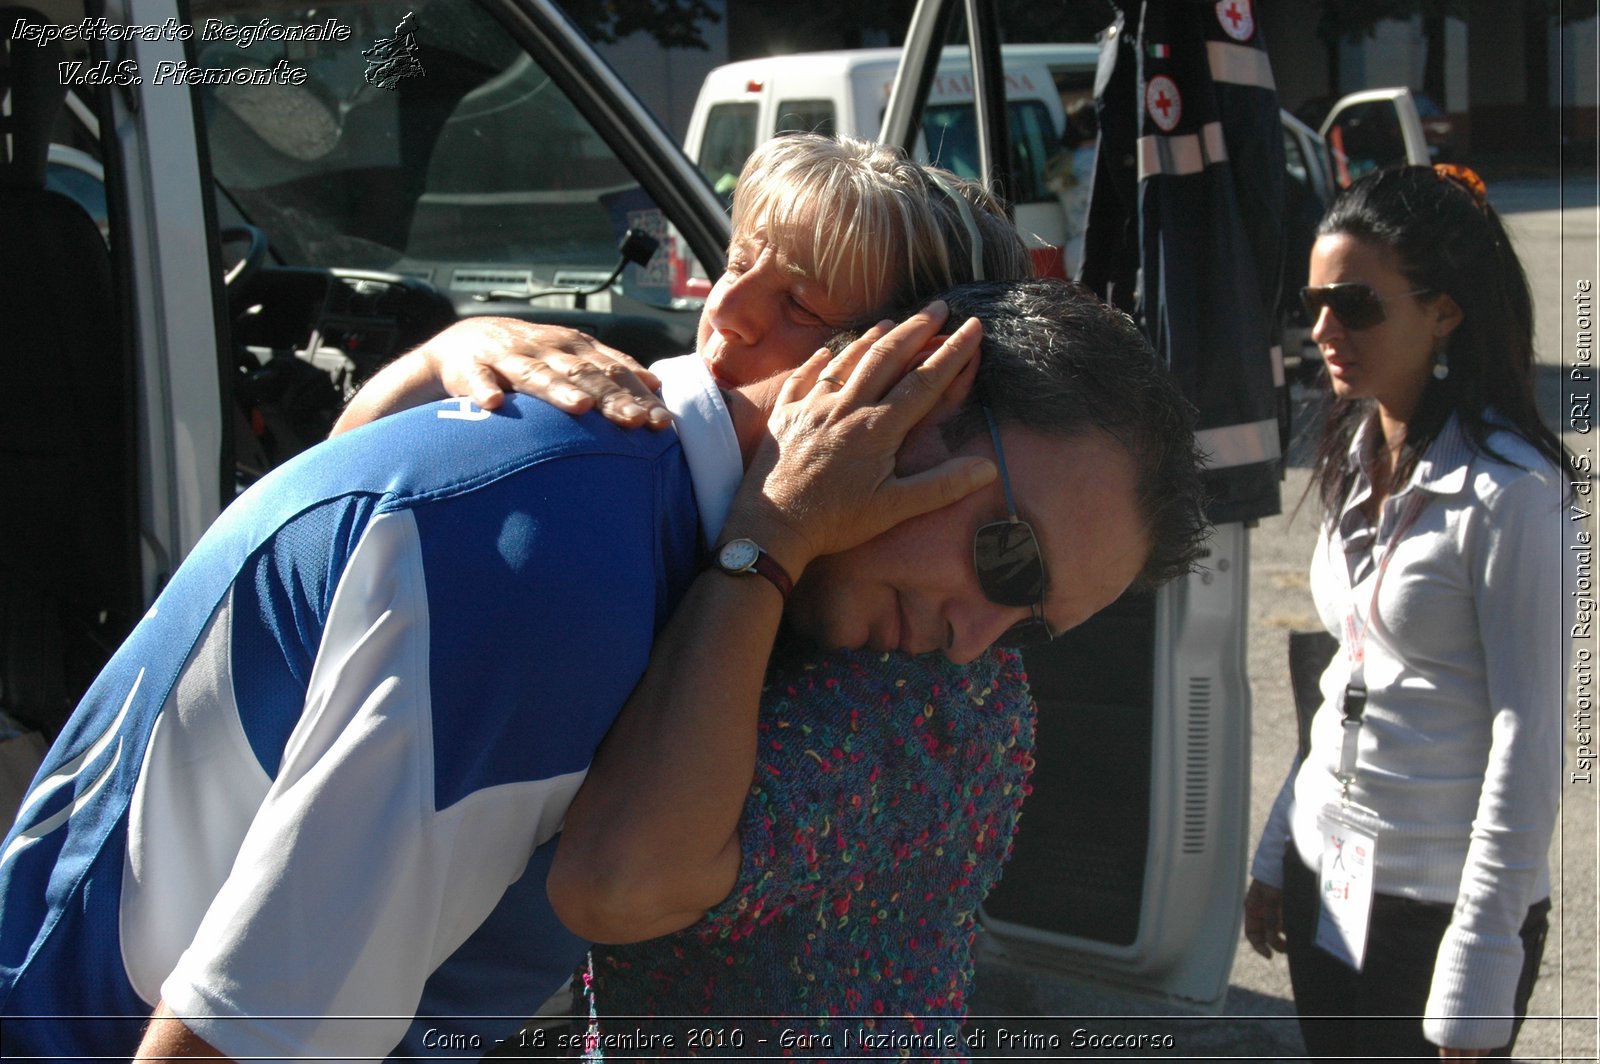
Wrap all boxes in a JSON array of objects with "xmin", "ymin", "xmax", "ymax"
[{"xmin": 1347, "ymin": 412, "xmax": 1475, "ymax": 509}]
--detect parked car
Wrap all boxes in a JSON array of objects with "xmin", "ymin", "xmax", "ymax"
[
  {"xmin": 0, "ymin": 0, "xmax": 1425, "ymax": 1022},
  {"xmin": 1413, "ymin": 92, "xmax": 1459, "ymax": 160},
  {"xmin": 1298, "ymin": 89, "xmax": 1456, "ymax": 163}
]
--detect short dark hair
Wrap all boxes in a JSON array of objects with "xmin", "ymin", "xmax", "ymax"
[{"xmin": 938, "ymin": 278, "xmax": 1208, "ymax": 590}]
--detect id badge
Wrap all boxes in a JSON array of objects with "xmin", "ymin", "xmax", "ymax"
[{"xmin": 1313, "ymin": 805, "xmax": 1378, "ymax": 971}]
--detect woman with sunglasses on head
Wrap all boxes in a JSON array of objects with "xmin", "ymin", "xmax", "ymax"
[{"xmin": 1243, "ymin": 164, "xmax": 1576, "ymax": 1061}]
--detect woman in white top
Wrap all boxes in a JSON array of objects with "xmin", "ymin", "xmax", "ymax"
[{"xmin": 1243, "ymin": 164, "xmax": 1575, "ymax": 1060}]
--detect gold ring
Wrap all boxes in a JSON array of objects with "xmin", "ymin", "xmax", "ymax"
[{"xmin": 819, "ymin": 375, "xmax": 846, "ymax": 388}]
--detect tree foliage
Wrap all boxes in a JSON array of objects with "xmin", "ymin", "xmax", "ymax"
[{"xmin": 556, "ymin": 0, "xmax": 721, "ymax": 50}]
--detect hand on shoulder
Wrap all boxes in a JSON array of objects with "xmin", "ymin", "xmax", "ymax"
[{"xmin": 333, "ymin": 318, "xmax": 670, "ymax": 435}]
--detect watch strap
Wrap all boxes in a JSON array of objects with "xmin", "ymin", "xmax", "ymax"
[
  {"xmin": 714, "ymin": 538, "xmax": 793, "ymax": 601},
  {"xmin": 746, "ymin": 548, "xmax": 793, "ymax": 601}
]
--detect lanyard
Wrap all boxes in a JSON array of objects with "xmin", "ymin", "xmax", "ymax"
[{"xmin": 1335, "ymin": 491, "xmax": 1429, "ymax": 802}]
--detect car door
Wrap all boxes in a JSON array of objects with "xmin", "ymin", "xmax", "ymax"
[
  {"xmin": 3, "ymin": 0, "xmax": 730, "ymax": 739},
  {"xmin": 1279, "ymin": 110, "xmax": 1336, "ymax": 376},
  {"xmin": 0, "ymin": 0, "xmax": 221, "ymax": 744},
  {"xmin": 882, "ymin": 0, "xmax": 1251, "ymax": 1010},
  {"xmin": 1318, "ymin": 87, "xmax": 1432, "ymax": 190},
  {"xmin": 204, "ymin": 0, "xmax": 730, "ymax": 522}
]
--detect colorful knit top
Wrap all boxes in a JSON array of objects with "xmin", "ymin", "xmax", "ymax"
[{"xmin": 582, "ymin": 641, "xmax": 1036, "ymax": 1059}]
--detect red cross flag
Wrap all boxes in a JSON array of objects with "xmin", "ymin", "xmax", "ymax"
[{"xmin": 1079, "ymin": 0, "xmax": 1287, "ymax": 523}]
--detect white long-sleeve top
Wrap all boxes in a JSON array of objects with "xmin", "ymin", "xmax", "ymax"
[{"xmin": 1251, "ymin": 413, "xmax": 1569, "ymax": 1051}]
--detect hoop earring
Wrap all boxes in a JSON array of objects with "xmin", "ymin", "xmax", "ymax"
[{"xmin": 1432, "ymin": 338, "xmax": 1450, "ymax": 381}]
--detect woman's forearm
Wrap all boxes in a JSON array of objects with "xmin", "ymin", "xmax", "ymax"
[
  {"xmin": 331, "ymin": 350, "xmax": 450, "ymax": 435},
  {"xmin": 547, "ymin": 550, "xmax": 793, "ymax": 944},
  {"xmin": 1422, "ymin": 466, "xmax": 1566, "ymax": 1050},
  {"xmin": 547, "ymin": 308, "xmax": 989, "ymax": 943}
]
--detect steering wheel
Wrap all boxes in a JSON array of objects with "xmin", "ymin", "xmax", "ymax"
[{"xmin": 220, "ymin": 224, "xmax": 268, "ymax": 295}]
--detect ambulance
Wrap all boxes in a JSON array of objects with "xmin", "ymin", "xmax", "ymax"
[{"xmin": 682, "ymin": 45, "xmax": 1101, "ymax": 279}]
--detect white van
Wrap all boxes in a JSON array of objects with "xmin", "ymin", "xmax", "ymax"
[{"xmin": 683, "ymin": 46, "xmax": 1100, "ymax": 278}]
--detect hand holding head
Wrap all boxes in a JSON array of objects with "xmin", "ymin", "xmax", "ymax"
[
  {"xmin": 721, "ymin": 301, "xmax": 998, "ymax": 580},
  {"xmin": 777, "ymin": 278, "xmax": 1208, "ymax": 661}
]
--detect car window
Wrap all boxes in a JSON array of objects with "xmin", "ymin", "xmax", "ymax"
[
  {"xmin": 775, "ymin": 99, "xmax": 836, "ymax": 138},
  {"xmin": 921, "ymin": 99, "xmax": 1057, "ymax": 205},
  {"xmin": 192, "ymin": 0, "xmax": 692, "ymax": 314},
  {"xmin": 883, "ymin": 37, "xmax": 1071, "ymax": 274},
  {"xmin": 697, "ymin": 101, "xmax": 758, "ymax": 194},
  {"xmin": 45, "ymin": 149, "xmax": 108, "ymax": 243},
  {"xmin": 1322, "ymin": 99, "xmax": 1407, "ymax": 186}
]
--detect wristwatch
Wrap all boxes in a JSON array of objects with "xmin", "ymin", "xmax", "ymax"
[{"xmin": 713, "ymin": 538, "xmax": 793, "ymax": 601}]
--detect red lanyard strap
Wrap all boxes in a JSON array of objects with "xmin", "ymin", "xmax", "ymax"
[{"xmin": 1335, "ymin": 491, "xmax": 1429, "ymax": 794}]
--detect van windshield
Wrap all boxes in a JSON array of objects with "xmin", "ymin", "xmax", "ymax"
[
  {"xmin": 194, "ymin": 0, "xmax": 682, "ymax": 309},
  {"xmin": 699, "ymin": 96, "xmax": 1062, "ymax": 210},
  {"xmin": 919, "ymin": 100, "xmax": 1059, "ymax": 205}
]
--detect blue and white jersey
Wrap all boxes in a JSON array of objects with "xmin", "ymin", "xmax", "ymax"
[{"xmin": 0, "ymin": 383, "xmax": 714, "ymax": 1059}]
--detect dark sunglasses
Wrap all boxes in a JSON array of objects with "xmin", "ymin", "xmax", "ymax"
[
  {"xmin": 976, "ymin": 406, "xmax": 1055, "ymax": 649},
  {"xmin": 1299, "ymin": 283, "xmax": 1433, "ymax": 331}
]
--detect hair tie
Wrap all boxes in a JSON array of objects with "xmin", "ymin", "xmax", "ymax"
[
  {"xmin": 925, "ymin": 169, "xmax": 985, "ymax": 281},
  {"xmin": 1434, "ymin": 162, "xmax": 1488, "ymax": 206}
]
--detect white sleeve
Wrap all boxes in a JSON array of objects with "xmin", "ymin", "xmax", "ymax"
[
  {"xmin": 1424, "ymin": 466, "xmax": 1567, "ymax": 1050},
  {"xmin": 161, "ymin": 511, "xmax": 580, "ymax": 1059},
  {"xmin": 1249, "ymin": 756, "xmax": 1300, "ymax": 887}
]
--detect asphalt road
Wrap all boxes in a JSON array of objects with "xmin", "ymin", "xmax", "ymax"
[{"xmin": 968, "ymin": 176, "xmax": 1600, "ymax": 1061}]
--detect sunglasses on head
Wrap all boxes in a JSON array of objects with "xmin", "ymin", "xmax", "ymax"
[
  {"xmin": 975, "ymin": 406, "xmax": 1055, "ymax": 649},
  {"xmin": 1299, "ymin": 283, "xmax": 1433, "ymax": 331}
]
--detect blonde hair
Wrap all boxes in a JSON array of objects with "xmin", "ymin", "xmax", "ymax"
[{"xmin": 730, "ymin": 134, "xmax": 1030, "ymax": 319}]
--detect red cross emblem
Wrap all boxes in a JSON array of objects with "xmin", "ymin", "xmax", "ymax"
[
  {"xmin": 1216, "ymin": 0, "xmax": 1254, "ymax": 40},
  {"xmin": 1145, "ymin": 75, "xmax": 1181, "ymax": 132}
]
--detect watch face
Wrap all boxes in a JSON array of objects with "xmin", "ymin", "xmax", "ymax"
[{"xmin": 718, "ymin": 538, "xmax": 760, "ymax": 572}]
